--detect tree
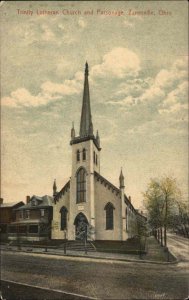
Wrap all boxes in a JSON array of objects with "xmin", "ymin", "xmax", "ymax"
[
  {"xmin": 143, "ymin": 179, "xmax": 164, "ymax": 245},
  {"xmin": 143, "ymin": 176, "xmax": 182, "ymax": 247},
  {"xmin": 136, "ymin": 215, "xmax": 148, "ymax": 258},
  {"xmin": 171, "ymin": 201, "xmax": 189, "ymax": 237}
]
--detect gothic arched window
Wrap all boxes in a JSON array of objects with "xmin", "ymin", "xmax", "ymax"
[
  {"xmin": 83, "ymin": 148, "xmax": 86, "ymax": 161},
  {"xmin": 77, "ymin": 168, "xmax": 86, "ymax": 203},
  {"xmin": 77, "ymin": 150, "xmax": 80, "ymax": 162},
  {"xmin": 60, "ymin": 206, "xmax": 68, "ymax": 230},
  {"xmin": 104, "ymin": 202, "xmax": 115, "ymax": 230}
]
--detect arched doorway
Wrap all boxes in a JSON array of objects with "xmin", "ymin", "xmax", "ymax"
[{"xmin": 74, "ymin": 213, "xmax": 88, "ymax": 241}]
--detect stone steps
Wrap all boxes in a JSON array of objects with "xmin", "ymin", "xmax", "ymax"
[{"xmin": 61, "ymin": 240, "xmax": 96, "ymax": 252}]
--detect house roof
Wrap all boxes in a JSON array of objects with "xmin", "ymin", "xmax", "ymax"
[
  {"xmin": 0, "ymin": 201, "xmax": 24, "ymax": 208},
  {"xmin": 16, "ymin": 195, "xmax": 53, "ymax": 210}
]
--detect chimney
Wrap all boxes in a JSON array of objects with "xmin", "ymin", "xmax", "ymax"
[
  {"xmin": 26, "ymin": 196, "xmax": 30, "ymax": 204},
  {"xmin": 128, "ymin": 196, "xmax": 131, "ymax": 203},
  {"xmin": 0, "ymin": 198, "xmax": 3, "ymax": 205}
]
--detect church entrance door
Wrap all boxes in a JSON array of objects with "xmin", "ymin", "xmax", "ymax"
[{"xmin": 74, "ymin": 213, "xmax": 88, "ymax": 241}]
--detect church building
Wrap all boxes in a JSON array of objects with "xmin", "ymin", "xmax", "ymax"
[{"xmin": 51, "ymin": 63, "xmax": 142, "ymax": 241}]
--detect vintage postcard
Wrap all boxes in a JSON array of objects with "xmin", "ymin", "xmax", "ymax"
[{"xmin": 0, "ymin": 1, "xmax": 188, "ymax": 299}]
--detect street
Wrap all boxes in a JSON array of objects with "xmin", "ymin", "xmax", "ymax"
[
  {"xmin": 1, "ymin": 234, "xmax": 188, "ymax": 299},
  {"xmin": 167, "ymin": 233, "xmax": 189, "ymax": 262}
]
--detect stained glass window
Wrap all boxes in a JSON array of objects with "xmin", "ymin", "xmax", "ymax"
[{"xmin": 77, "ymin": 168, "xmax": 86, "ymax": 203}]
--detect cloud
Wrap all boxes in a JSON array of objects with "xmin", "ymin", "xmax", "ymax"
[
  {"xmin": 107, "ymin": 96, "xmax": 135, "ymax": 107},
  {"xmin": 91, "ymin": 47, "xmax": 141, "ymax": 79},
  {"xmin": 41, "ymin": 78, "xmax": 82, "ymax": 97},
  {"xmin": 155, "ymin": 57, "xmax": 187, "ymax": 88},
  {"xmin": 138, "ymin": 57, "xmax": 188, "ymax": 111},
  {"xmin": 2, "ymin": 72, "xmax": 83, "ymax": 108},
  {"xmin": 114, "ymin": 78, "xmax": 152, "ymax": 99},
  {"xmin": 159, "ymin": 81, "xmax": 188, "ymax": 115},
  {"xmin": 140, "ymin": 85, "xmax": 165, "ymax": 104},
  {"xmin": 1, "ymin": 88, "xmax": 59, "ymax": 108},
  {"xmin": 104, "ymin": 56, "xmax": 188, "ymax": 138}
]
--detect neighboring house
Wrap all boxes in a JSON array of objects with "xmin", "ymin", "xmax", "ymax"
[
  {"xmin": 51, "ymin": 63, "xmax": 145, "ymax": 241},
  {"xmin": 8, "ymin": 195, "xmax": 53, "ymax": 241},
  {"xmin": 0, "ymin": 198, "xmax": 24, "ymax": 242}
]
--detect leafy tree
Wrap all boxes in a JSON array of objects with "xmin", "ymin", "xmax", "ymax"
[
  {"xmin": 171, "ymin": 201, "xmax": 189, "ymax": 237},
  {"xmin": 143, "ymin": 176, "xmax": 182, "ymax": 246},
  {"xmin": 136, "ymin": 214, "xmax": 148, "ymax": 258},
  {"xmin": 143, "ymin": 179, "xmax": 164, "ymax": 244}
]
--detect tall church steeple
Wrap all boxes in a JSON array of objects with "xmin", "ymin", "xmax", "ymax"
[
  {"xmin": 70, "ymin": 62, "xmax": 101, "ymax": 152},
  {"xmin": 80, "ymin": 62, "xmax": 93, "ymax": 137}
]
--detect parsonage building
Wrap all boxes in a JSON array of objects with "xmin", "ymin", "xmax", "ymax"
[{"xmin": 51, "ymin": 63, "xmax": 144, "ymax": 241}]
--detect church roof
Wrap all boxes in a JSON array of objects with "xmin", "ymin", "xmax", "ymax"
[
  {"xmin": 94, "ymin": 171, "xmax": 137, "ymax": 213},
  {"xmin": 94, "ymin": 171, "xmax": 120, "ymax": 194},
  {"xmin": 54, "ymin": 180, "xmax": 70, "ymax": 202}
]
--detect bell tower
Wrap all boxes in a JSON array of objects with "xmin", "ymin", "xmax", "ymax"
[{"xmin": 68, "ymin": 63, "xmax": 101, "ymax": 240}]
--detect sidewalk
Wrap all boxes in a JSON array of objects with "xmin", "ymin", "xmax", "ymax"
[{"xmin": 1, "ymin": 236, "xmax": 177, "ymax": 264}]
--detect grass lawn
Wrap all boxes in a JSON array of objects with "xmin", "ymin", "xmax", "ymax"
[{"xmin": 93, "ymin": 237, "xmax": 146, "ymax": 254}]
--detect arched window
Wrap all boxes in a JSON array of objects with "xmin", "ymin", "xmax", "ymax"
[
  {"xmin": 96, "ymin": 154, "xmax": 98, "ymax": 165},
  {"xmin": 104, "ymin": 202, "xmax": 115, "ymax": 230},
  {"xmin": 60, "ymin": 206, "xmax": 68, "ymax": 230},
  {"xmin": 77, "ymin": 168, "xmax": 86, "ymax": 203},
  {"xmin": 83, "ymin": 148, "xmax": 86, "ymax": 161},
  {"xmin": 77, "ymin": 150, "xmax": 80, "ymax": 162},
  {"xmin": 93, "ymin": 151, "xmax": 95, "ymax": 163}
]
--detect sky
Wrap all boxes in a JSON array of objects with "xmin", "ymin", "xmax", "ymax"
[{"xmin": 1, "ymin": 1, "xmax": 188, "ymax": 209}]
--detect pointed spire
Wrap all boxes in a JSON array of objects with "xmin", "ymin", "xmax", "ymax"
[
  {"xmin": 71, "ymin": 122, "xmax": 75, "ymax": 139},
  {"xmin": 119, "ymin": 168, "xmax": 125, "ymax": 189},
  {"xmin": 80, "ymin": 62, "xmax": 93, "ymax": 137},
  {"xmin": 53, "ymin": 179, "xmax": 57, "ymax": 197},
  {"xmin": 85, "ymin": 61, "xmax": 89, "ymax": 76},
  {"xmin": 96, "ymin": 130, "xmax": 100, "ymax": 147}
]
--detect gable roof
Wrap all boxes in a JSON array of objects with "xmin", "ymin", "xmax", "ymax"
[
  {"xmin": 54, "ymin": 180, "xmax": 70, "ymax": 202},
  {"xmin": 0, "ymin": 201, "xmax": 24, "ymax": 208},
  {"xmin": 16, "ymin": 195, "xmax": 53, "ymax": 210},
  {"xmin": 94, "ymin": 171, "xmax": 120, "ymax": 194},
  {"xmin": 94, "ymin": 171, "xmax": 138, "ymax": 213}
]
